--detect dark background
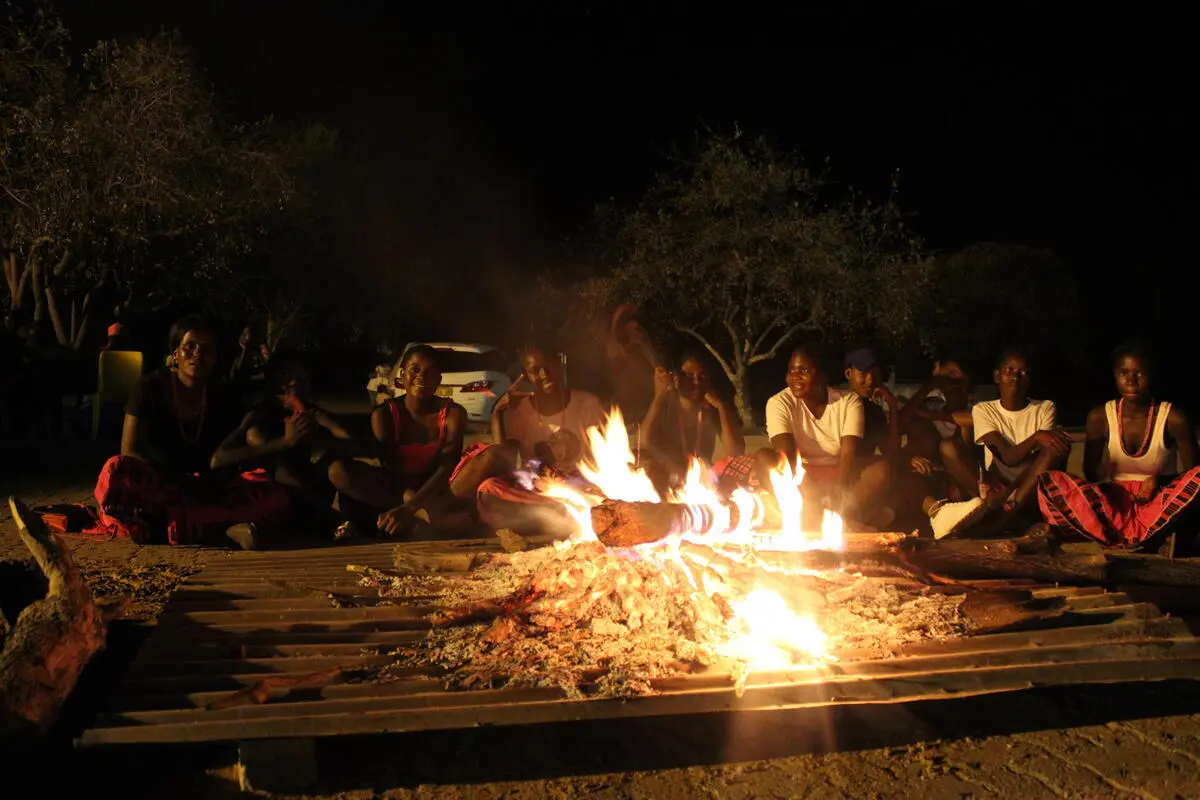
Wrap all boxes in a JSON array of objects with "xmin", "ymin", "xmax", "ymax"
[{"xmin": 51, "ymin": 2, "xmax": 1196, "ymax": 424}]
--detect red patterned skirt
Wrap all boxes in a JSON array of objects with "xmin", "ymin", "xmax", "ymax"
[
  {"xmin": 1037, "ymin": 467, "xmax": 1200, "ymax": 547},
  {"xmin": 93, "ymin": 455, "xmax": 291, "ymax": 545}
]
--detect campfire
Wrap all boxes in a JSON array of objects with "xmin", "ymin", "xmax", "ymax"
[{"xmin": 365, "ymin": 410, "xmax": 970, "ymax": 698}]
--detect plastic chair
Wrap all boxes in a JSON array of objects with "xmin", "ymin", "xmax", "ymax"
[{"xmin": 92, "ymin": 350, "xmax": 143, "ymax": 440}]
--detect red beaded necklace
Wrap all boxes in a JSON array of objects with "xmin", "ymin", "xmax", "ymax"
[{"xmin": 1116, "ymin": 397, "xmax": 1156, "ymax": 458}]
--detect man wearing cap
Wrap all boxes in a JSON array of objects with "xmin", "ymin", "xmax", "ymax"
[
  {"xmin": 843, "ymin": 348, "xmax": 901, "ymax": 461},
  {"xmin": 841, "ymin": 347, "xmax": 900, "ymax": 528}
]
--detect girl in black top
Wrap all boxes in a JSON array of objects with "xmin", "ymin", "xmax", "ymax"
[{"xmin": 93, "ymin": 316, "xmax": 289, "ymax": 547}]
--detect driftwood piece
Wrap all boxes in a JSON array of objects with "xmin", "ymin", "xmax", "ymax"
[{"xmin": 0, "ymin": 497, "xmax": 109, "ymax": 738}]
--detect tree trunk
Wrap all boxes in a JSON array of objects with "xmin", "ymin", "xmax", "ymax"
[
  {"xmin": 30, "ymin": 258, "xmax": 45, "ymax": 325},
  {"xmin": 732, "ymin": 366, "xmax": 754, "ymax": 432},
  {"xmin": 44, "ymin": 284, "xmax": 70, "ymax": 347}
]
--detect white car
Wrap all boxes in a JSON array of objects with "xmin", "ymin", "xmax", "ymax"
[{"xmin": 367, "ymin": 342, "xmax": 514, "ymax": 423}]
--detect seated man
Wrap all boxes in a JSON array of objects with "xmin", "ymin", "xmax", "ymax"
[
  {"xmin": 926, "ymin": 348, "xmax": 1071, "ymax": 538},
  {"xmin": 640, "ymin": 351, "xmax": 745, "ymax": 491},
  {"xmin": 456, "ymin": 346, "xmax": 608, "ymax": 536},
  {"xmin": 212, "ymin": 350, "xmax": 376, "ymax": 539},
  {"xmin": 761, "ymin": 344, "xmax": 891, "ymax": 530},
  {"xmin": 841, "ymin": 347, "xmax": 901, "ymax": 526},
  {"xmin": 1038, "ymin": 342, "xmax": 1200, "ymax": 552}
]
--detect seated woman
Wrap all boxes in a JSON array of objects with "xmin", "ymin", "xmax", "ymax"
[
  {"xmin": 212, "ymin": 350, "xmax": 377, "ymax": 539},
  {"xmin": 328, "ymin": 345, "xmax": 468, "ymax": 537},
  {"xmin": 640, "ymin": 352, "xmax": 745, "ymax": 491},
  {"xmin": 92, "ymin": 316, "xmax": 290, "ymax": 548},
  {"xmin": 462, "ymin": 346, "xmax": 607, "ymax": 535},
  {"xmin": 761, "ymin": 344, "xmax": 891, "ymax": 530},
  {"xmin": 1038, "ymin": 343, "xmax": 1200, "ymax": 551},
  {"xmin": 924, "ymin": 348, "xmax": 1071, "ymax": 538}
]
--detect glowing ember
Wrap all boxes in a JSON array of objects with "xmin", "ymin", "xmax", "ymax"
[{"xmin": 539, "ymin": 408, "xmax": 844, "ymax": 674}]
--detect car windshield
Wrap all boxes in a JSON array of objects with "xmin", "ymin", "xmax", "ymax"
[{"xmin": 425, "ymin": 349, "xmax": 505, "ymax": 374}]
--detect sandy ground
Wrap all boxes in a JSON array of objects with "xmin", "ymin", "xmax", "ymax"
[{"xmin": 3, "ymin": 441, "xmax": 1198, "ymax": 798}]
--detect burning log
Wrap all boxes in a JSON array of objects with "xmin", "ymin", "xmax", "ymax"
[
  {"xmin": 590, "ymin": 500, "xmax": 732, "ymax": 547},
  {"xmin": 1, "ymin": 498, "xmax": 110, "ymax": 739}
]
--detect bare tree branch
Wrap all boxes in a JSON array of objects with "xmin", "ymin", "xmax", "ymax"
[{"xmin": 677, "ymin": 325, "xmax": 736, "ymax": 383}]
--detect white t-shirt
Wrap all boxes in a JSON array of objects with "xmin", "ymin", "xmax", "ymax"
[
  {"xmin": 503, "ymin": 390, "xmax": 607, "ymax": 464},
  {"xmin": 765, "ymin": 387, "xmax": 864, "ymax": 467},
  {"xmin": 972, "ymin": 398, "xmax": 1057, "ymax": 481}
]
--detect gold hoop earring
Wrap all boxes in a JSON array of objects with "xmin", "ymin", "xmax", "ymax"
[{"xmin": 166, "ymin": 352, "xmax": 178, "ymax": 369}]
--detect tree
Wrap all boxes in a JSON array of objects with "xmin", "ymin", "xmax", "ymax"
[
  {"xmin": 921, "ymin": 242, "xmax": 1083, "ymax": 371},
  {"xmin": 597, "ymin": 131, "xmax": 928, "ymax": 427},
  {"xmin": 1, "ymin": 6, "xmax": 314, "ymax": 348}
]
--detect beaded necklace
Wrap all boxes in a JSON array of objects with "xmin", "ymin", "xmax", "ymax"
[{"xmin": 1116, "ymin": 397, "xmax": 1156, "ymax": 458}]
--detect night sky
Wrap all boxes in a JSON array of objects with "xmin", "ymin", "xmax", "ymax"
[{"xmin": 52, "ymin": 2, "xmax": 1196, "ymax": 413}]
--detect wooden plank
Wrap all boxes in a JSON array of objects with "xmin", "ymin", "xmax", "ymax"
[
  {"xmin": 78, "ymin": 654, "xmax": 1200, "ymax": 746},
  {"xmin": 96, "ymin": 636, "xmax": 1200, "ymax": 729},
  {"xmin": 132, "ymin": 631, "xmax": 430, "ymax": 664}
]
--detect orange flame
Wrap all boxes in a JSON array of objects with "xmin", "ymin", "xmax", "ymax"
[{"xmin": 538, "ymin": 407, "xmax": 844, "ymax": 673}]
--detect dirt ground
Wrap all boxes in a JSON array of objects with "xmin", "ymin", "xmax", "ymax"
[{"xmin": 4, "ymin": 462, "xmax": 1200, "ymax": 798}]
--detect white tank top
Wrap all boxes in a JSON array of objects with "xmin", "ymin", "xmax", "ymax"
[{"xmin": 1105, "ymin": 400, "xmax": 1174, "ymax": 481}]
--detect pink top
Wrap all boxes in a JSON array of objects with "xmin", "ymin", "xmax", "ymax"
[{"xmin": 387, "ymin": 398, "xmax": 450, "ymax": 476}]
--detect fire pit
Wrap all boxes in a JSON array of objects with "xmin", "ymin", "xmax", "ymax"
[{"xmin": 75, "ymin": 411, "xmax": 1200, "ymax": 789}]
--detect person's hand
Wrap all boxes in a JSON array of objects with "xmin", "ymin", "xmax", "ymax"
[
  {"xmin": 238, "ymin": 327, "xmax": 252, "ymax": 349},
  {"xmin": 1034, "ymin": 429, "xmax": 1073, "ymax": 458},
  {"xmin": 377, "ymin": 505, "xmax": 414, "ymax": 537},
  {"xmin": 653, "ymin": 367, "xmax": 677, "ymax": 398},
  {"xmin": 872, "ymin": 386, "xmax": 899, "ymax": 409},
  {"xmin": 1133, "ymin": 475, "xmax": 1157, "ymax": 504},
  {"xmin": 704, "ymin": 390, "xmax": 725, "ymax": 410},
  {"xmin": 495, "ymin": 386, "xmax": 530, "ymax": 414},
  {"xmin": 283, "ymin": 409, "xmax": 316, "ymax": 447},
  {"xmin": 910, "ymin": 455, "xmax": 940, "ymax": 476}
]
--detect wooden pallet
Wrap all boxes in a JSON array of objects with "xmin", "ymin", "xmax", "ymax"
[{"xmin": 79, "ymin": 537, "xmax": 1200, "ymax": 750}]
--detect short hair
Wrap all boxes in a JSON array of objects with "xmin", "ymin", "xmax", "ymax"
[
  {"xmin": 400, "ymin": 344, "xmax": 439, "ymax": 369},
  {"xmin": 789, "ymin": 342, "xmax": 826, "ymax": 374},
  {"xmin": 994, "ymin": 347, "xmax": 1030, "ymax": 371},
  {"xmin": 1113, "ymin": 341, "xmax": 1154, "ymax": 373},
  {"xmin": 167, "ymin": 315, "xmax": 216, "ymax": 352},
  {"xmin": 678, "ymin": 349, "xmax": 711, "ymax": 370}
]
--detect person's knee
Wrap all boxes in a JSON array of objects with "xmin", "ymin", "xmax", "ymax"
[
  {"xmin": 861, "ymin": 458, "xmax": 892, "ymax": 488},
  {"xmin": 754, "ymin": 447, "xmax": 784, "ymax": 471},
  {"xmin": 327, "ymin": 459, "xmax": 351, "ymax": 491},
  {"xmin": 938, "ymin": 437, "xmax": 966, "ymax": 465}
]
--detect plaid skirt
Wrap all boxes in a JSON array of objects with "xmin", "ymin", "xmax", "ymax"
[{"xmin": 1037, "ymin": 467, "xmax": 1200, "ymax": 547}]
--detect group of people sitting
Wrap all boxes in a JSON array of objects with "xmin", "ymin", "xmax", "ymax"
[{"xmin": 90, "ymin": 312, "xmax": 1200, "ymax": 555}]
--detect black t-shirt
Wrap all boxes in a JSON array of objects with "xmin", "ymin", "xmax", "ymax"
[{"xmin": 125, "ymin": 371, "xmax": 244, "ymax": 475}]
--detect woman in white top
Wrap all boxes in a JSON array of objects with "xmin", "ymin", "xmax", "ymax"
[
  {"xmin": 1037, "ymin": 342, "xmax": 1200, "ymax": 549},
  {"xmin": 761, "ymin": 344, "xmax": 891, "ymax": 530}
]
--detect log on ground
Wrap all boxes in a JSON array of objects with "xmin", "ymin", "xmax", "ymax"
[{"xmin": 0, "ymin": 497, "xmax": 110, "ymax": 739}]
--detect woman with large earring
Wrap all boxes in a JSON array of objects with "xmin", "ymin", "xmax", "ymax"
[{"xmin": 91, "ymin": 315, "xmax": 289, "ymax": 548}]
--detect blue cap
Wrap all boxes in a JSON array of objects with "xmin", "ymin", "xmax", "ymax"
[{"xmin": 844, "ymin": 348, "xmax": 878, "ymax": 371}]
